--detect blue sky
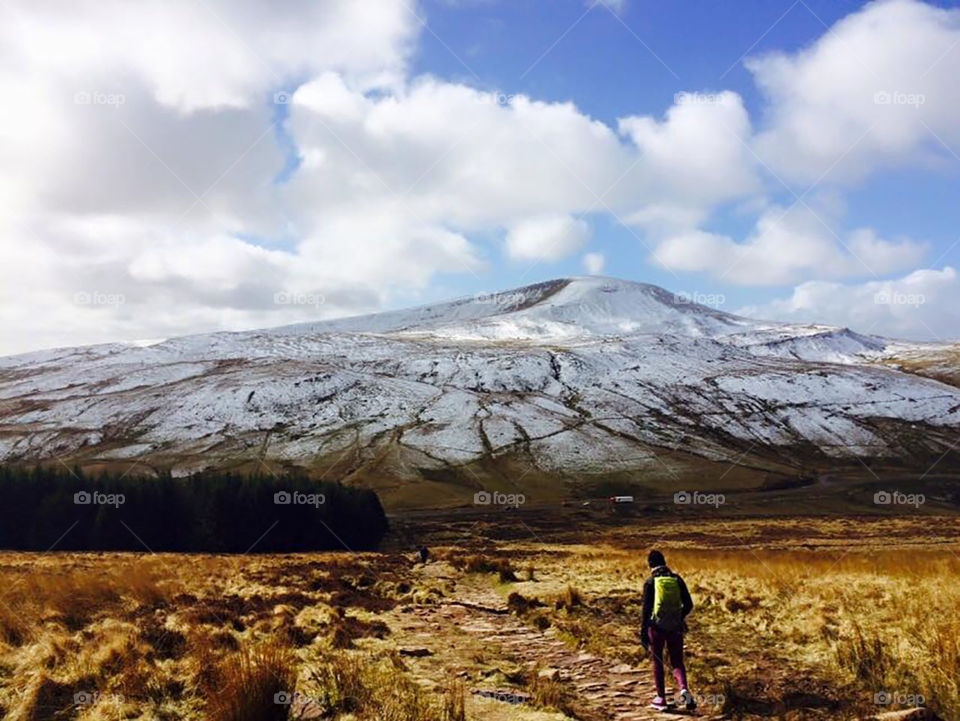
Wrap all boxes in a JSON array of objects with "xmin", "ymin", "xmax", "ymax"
[{"xmin": 1, "ymin": 0, "xmax": 959, "ymax": 354}]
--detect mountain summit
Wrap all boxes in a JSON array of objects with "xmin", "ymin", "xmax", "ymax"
[
  {"xmin": 285, "ymin": 277, "xmax": 744, "ymax": 341},
  {"xmin": 0, "ymin": 277, "xmax": 957, "ymax": 507}
]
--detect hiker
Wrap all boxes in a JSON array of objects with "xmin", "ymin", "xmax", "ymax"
[
  {"xmin": 641, "ymin": 549, "xmax": 696, "ymax": 711},
  {"xmin": 418, "ymin": 545, "xmax": 430, "ymax": 564}
]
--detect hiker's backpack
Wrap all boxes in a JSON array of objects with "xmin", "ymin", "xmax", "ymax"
[{"xmin": 651, "ymin": 575, "xmax": 683, "ymax": 631}]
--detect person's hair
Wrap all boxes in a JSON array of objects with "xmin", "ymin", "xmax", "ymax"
[{"xmin": 648, "ymin": 549, "xmax": 666, "ymax": 568}]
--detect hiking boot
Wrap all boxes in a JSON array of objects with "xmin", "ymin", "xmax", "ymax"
[{"xmin": 680, "ymin": 688, "xmax": 697, "ymax": 710}]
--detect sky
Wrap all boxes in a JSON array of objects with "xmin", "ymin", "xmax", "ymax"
[{"xmin": 0, "ymin": 0, "xmax": 959, "ymax": 355}]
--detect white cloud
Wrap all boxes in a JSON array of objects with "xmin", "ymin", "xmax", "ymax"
[
  {"xmin": 739, "ymin": 266, "xmax": 960, "ymax": 341},
  {"xmin": 287, "ymin": 76, "xmax": 758, "ymax": 270},
  {"xmin": 295, "ymin": 72, "xmax": 370, "ymax": 123},
  {"xmin": 505, "ymin": 216, "xmax": 591, "ymax": 262},
  {"xmin": 289, "ymin": 80, "xmax": 628, "ymax": 228},
  {"xmin": 0, "ymin": 0, "xmax": 420, "ymax": 354},
  {"xmin": 583, "ymin": 252, "xmax": 606, "ymax": 275},
  {"xmin": 618, "ymin": 91, "xmax": 759, "ymax": 212},
  {"xmin": 282, "ymin": 76, "xmax": 761, "ymax": 302},
  {"xmin": 749, "ymin": 0, "xmax": 960, "ymax": 184},
  {"xmin": 0, "ymin": 0, "xmax": 416, "ymax": 114},
  {"xmin": 651, "ymin": 204, "xmax": 927, "ymax": 285}
]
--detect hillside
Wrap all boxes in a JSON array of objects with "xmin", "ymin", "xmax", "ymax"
[{"xmin": 1, "ymin": 277, "xmax": 958, "ymax": 508}]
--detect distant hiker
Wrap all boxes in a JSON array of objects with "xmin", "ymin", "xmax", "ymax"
[
  {"xmin": 641, "ymin": 549, "xmax": 696, "ymax": 711},
  {"xmin": 418, "ymin": 545, "xmax": 430, "ymax": 564}
]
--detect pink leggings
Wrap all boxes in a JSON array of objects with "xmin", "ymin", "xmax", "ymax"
[{"xmin": 648, "ymin": 626, "xmax": 688, "ymax": 697}]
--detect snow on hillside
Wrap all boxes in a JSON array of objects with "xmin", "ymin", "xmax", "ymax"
[{"xmin": 0, "ymin": 277, "xmax": 957, "ymax": 490}]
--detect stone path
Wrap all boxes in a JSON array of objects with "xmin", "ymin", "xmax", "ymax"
[{"xmin": 391, "ymin": 568, "xmax": 725, "ymax": 721}]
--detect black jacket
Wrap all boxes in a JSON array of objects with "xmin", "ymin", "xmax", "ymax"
[{"xmin": 641, "ymin": 565, "xmax": 693, "ymax": 636}]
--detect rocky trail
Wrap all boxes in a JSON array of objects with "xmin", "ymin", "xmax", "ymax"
[{"xmin": 386, "ymin": 564, "xmax": 726, "ymax": 721}]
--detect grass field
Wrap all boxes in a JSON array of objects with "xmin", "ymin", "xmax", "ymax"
[{"xmin": 0, "ymin": 515, "xmax": 956, "ymax": 720}]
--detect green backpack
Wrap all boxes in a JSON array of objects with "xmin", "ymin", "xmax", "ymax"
[{"xmin": 651, "ymin": 576, "xmax": 683, "ymax": 631}]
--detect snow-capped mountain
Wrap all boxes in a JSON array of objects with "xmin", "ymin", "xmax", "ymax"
[{"xmin": 1, "ymin": 277, "xmax": 958, "ymax": 507}]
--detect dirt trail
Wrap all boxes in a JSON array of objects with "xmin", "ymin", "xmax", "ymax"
[{"xmin": 389, "ymin": 564, "xmax": 725, "ymax": 721}]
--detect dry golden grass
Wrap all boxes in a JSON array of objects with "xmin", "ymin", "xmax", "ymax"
[
  {"xmin": 0, "ymin": 558, "xmax": 189, "ymax": 720},
  {"xmin": 304, "ymin": 651, "xmax": 466, "ymax": 720},
  {"xmin": 527, "ymin": 673, "xmax": 578, "ymax": 717},
  {"xmin": 0, "ymin": 516, "xmax": 957, "ymax": 720},
  {"xmin": 670, "ymin": 548, "xmax": 960, "ymax": 715},
  {"xmin": 0, "ymin": 548, "xmax": 476, "ymax": 720},
  {"xmin": 0, "ymin": 559, "xmax": 176, "ymax": 646},
  {"xmin": 0, "ymin": 552, "xmax": 419, "ymax": 720}
]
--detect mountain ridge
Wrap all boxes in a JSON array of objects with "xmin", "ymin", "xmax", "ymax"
[{"xmin": 0, "ymin": 276, "xmax": 958, "ymax": 508}]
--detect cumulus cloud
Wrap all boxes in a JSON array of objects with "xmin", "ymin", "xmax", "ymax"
[
  {"xmin": 749, "ymin": 0, "xmax": 960, "ymax": 183},
  {"xmin": 288, "ymin": 80, "xmax": 627, "ymax": 228},
  {"xmin": 286, "ymin": 76, "xmax": 758, "ymax": 272},
  {"xmin": 505, "ymin": 216, "xmax": 591, "ymax": 262},
  {"xmin": 739, "ymin": 267, "xmax": 960, "ymax": 341},
  {"xmin": 652, "ymin": 204, "xmax": 927, "ymax": 285},
  {"xmin": 1, "ymin": 0, "xmax": 416, "ymax": 113},
  {"xmin": 289, "ymin": 77, "xmax": 759, "ymax": 228},
  {"xmin": 281, "ymin": 76, "xmax": 759, "ymax": 305},
  {"xmin": 618, "ymin": 91, "xmax": 759, "ymax": 214},
  {"xmin": 0, "ymin": 0, "xmax": 420, "ymax": 354}
]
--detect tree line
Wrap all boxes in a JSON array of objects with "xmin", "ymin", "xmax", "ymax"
[{"xmin": 0, "ymin": 466, "xmax": 388, "ymax": 552}]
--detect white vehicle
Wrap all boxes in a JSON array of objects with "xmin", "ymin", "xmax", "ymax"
[{"xmin": 609, "ymin": 495, "xmax": 634, "ymax": 504}]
